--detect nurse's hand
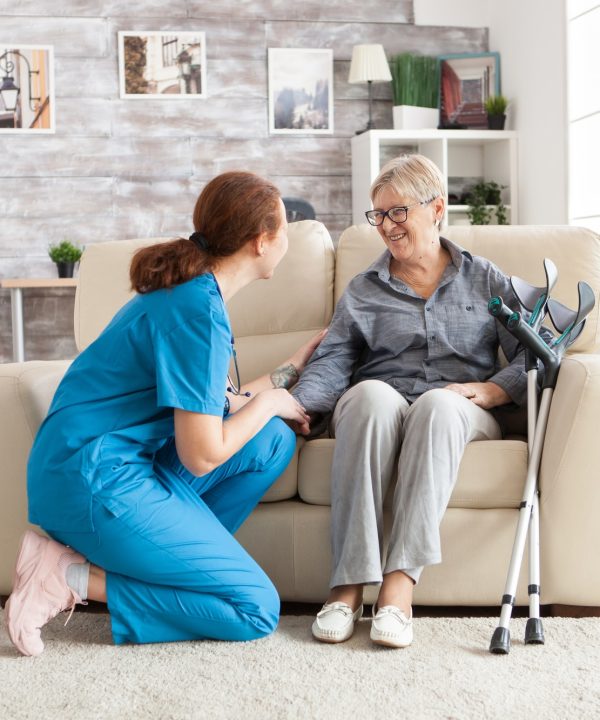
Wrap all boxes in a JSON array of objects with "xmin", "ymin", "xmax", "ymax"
[{"xmin": 257, "ymin": 388, "xmax": 311, "ymax": 435}]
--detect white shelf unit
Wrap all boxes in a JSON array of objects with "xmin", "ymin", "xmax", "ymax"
[{"xmin": 351, "ymin": 129, "xmax": 518, "ymax": 227}]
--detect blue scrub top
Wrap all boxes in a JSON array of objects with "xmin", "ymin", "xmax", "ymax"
[{"xmin": 27, "ymin": 272, "xmax": 232, "ymax": 532}]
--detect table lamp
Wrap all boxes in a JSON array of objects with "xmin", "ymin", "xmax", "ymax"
[{"xmin": 348, "ymin": 44, "xmax": 392, "ymax": 134}]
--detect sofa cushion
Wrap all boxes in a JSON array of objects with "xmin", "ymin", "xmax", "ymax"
[
  {"xmin": 297, "ymin": 438, "xmax": 528, "ymax": 509},
  {"xmin": 335, "ymin": 224, "xmax": 600, "ymax": 354}
]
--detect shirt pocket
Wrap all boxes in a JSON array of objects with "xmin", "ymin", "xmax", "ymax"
[{"xmin": 441, "ymin": 301, "xmax": 497, "ymax": 358}]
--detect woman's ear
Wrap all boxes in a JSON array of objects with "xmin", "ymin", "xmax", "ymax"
[
  {"xmin": 433, "ymin": 196, "xmax": 446, "ymax": 226},
  {"xmin": 253, "ymin": 232, "xmax": 268, "ymax": 257}
]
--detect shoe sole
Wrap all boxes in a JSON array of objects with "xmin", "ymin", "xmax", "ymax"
[
  {"xmin": 371, "ymin": 635, "xmax": 412, "ymax": 648},
  {"xmin": 312, "ymin": 631, "xmax": 354, "ymax": 644}
]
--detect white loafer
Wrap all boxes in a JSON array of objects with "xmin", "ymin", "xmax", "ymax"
[
  {"xmin": 312, "ymin": 602, "xmax": 363, "ymax": 643},
  {"xmin": 370, "ymin": 605, "xmax": 413, "ymax": 648}
]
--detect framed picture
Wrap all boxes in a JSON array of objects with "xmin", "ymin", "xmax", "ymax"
[
  {"xmin": 268, "ymin": 48, "xmax": 333, "ymax": 134},
  {"xmin": 438, "ymin": 52, "xmax": 500, "ymax": 129},
  {"xmin": 118, "ymin": 31, "xmax": 206, "ymax": 99},
  {"xmin": 0, "ymin": 45, "xmax": 55, "ymax": 133}
]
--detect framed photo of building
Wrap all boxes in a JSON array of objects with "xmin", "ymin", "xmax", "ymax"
[
  {"xmin": 0, "ymin": 45, "xmax": 55, "ymax": 133},
  {"xmin": 268, "ymin": 48, "xmax": 333, "ymax": 134},
  {"xmin": 438, "ymin": 52, "xmax": 500, "ymax": 129},
  {"xmin": 118, "ymin": 31, "xmax": 206, "ymax": 99}
]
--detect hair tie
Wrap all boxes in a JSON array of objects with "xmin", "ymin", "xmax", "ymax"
[{"xmin": 189, "ymin": 231, "xmax": 209, "ymax": 251}]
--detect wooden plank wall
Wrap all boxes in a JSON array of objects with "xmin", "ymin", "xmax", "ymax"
[{"xmin": 0, "ymin": 1, "xmax": 487, "ymax": 361}]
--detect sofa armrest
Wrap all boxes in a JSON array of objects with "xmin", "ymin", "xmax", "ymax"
[
  {"xmin": 539, "ymin": 353, "xmax": 600, "ymax": 605},
  {"xmin": 0, "ymin": 360, "xmax": 70, "ymax": 595}
]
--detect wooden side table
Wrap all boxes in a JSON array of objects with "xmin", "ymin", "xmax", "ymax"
[{"xmin": 1, "ymin": 278, "xmax": 78, "ymax": 362}]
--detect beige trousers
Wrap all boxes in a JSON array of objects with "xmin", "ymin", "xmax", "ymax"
[{"xmin": 329, "ymin": 380, "xmax": 501, "ymax": 586}]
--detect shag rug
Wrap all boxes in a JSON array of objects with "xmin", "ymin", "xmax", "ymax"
[{"xmin": 1, "ymin": 609, "xmax": 599, "ymax": 719}]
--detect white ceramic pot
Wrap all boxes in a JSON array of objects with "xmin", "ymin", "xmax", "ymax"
[{"xmin": 392, "ymin": 105, "xmax": 439, "ymax": 130}]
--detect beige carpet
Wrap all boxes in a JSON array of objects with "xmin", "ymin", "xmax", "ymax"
[{"xmin": 1, "ymin": 609, "xmax": 599, "ymax": 719}]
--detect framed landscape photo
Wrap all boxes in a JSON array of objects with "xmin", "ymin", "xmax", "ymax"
[
  {"xmin": 0, "ymin": 44, "xmax": 55, "ymax": 133},
  {"xmin": 438, "ymin": 52, "xmax": 500, "ymax": 129},
  {"xmin": 268, "ymin": 48, "xmax": 333, "ymax": 134},
  {"xmin": 118, "ymin": 31, "xmax": 206, "ymax": 99}
]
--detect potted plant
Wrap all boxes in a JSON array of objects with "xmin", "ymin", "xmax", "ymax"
[
  {"xmin": 48, "ymin": 240, "xmax": 83, "ymax": 278},
  {"xmin": 390, "ymin": 53, "xmax": 439, "ymax": 129},
  {"xmin": 484, "ymin": 95, "xmax": 508, "ymax": 130},
  {"xmin": 466, "ymin": 181, "xmax": 509, "ymax": 225}
]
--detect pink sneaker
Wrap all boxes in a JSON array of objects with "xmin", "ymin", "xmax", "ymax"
[{"xmin": 5, "ymin": 530, "xmax": 85, "ymax": 656}]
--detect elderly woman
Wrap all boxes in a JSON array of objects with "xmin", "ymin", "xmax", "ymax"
[{"xmin": 292, "ymin": 154, "xmax": 529, "ymax": 649}]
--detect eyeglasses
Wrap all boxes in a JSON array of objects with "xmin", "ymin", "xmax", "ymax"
[{"xmin": 364, "ymin": 199, "xmax": 434, "ymax": 227}]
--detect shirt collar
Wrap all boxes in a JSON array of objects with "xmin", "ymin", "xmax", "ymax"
[{"xmin": 366, "ymin": 236, "xmax": 473, "ymax": 283}]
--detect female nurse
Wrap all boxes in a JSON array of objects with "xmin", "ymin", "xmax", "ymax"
[{"xmin": 6, "ymin": 171, "xmax": 322, "ymax": 656}]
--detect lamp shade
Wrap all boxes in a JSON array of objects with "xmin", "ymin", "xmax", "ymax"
[{"xmin": 348, "ymin": 44, "xmax": 392, "ymax": 84}]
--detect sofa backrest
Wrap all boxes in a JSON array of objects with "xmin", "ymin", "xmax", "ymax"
[
  {"xmin": 74, "ymin": 220, "xmax": 335, "ymax": 382},
  {"xmin": 75, "ymin": 222, "xmax": 600, "ymax": 384},
  {"xmin": 335, "ymin": 224, "xmax": 600, "ymax": 354}
]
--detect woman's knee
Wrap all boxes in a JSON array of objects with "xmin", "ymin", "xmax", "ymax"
[
  {"xmin": 408, "ymin": 388, "xmax": 461, "ymax": 417},
  {"xmin": 334, "ymin": 380, "xmax": 407, "ymax": 427},
  {"xmin": 404, "ymin": 388, "xmax": 470, "ymax": 435}
]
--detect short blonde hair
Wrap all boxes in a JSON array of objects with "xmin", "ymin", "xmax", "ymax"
[{"xmin": 370, "ymin": 154, "xmax": 447, "ymax": 205}]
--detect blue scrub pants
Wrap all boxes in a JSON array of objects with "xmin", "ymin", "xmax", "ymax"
[{"xmin": 48, "ymin": 418, "xmax": 296, "ymax": 645}]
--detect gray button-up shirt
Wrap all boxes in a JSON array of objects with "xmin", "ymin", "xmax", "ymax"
[{"xmin": 293, "ymin": 237, "xmax": 531, "ymax": 413}]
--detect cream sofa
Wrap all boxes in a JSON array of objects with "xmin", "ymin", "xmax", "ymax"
[{"xmin": 2, "ymin": 221, "xmax": 600, "ymax": 609}]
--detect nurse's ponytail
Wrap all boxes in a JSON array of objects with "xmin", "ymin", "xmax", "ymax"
[{"xmin": 130, "ymin": 171, "xmax": 281, "ymax": 294}]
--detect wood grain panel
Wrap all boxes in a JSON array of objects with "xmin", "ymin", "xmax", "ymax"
[
  {"xmin": 190, "ymin": 137, "xmax": 351, "ymax": 177},
  {"xmin": 111, "ymin": 98, "xmax": 269, "ymax": 138},
  {"xmin": 275, "ymin": 176, "xmax": 351, "ymax": 215},
  {"xmin": 266, "ymin": 22, "xmax": 487, "ymax": 60},
  {"xmin": 55, "ymin": 57, "xmax": 118, "ymax": 98},
  {"xmin": 2, "ymin": 178, "xmax": 114, "ymax": 219},
  {"xmin": 187, "ymin": 0, "xmax": 412, "ymax": 23},
  {"xmin": 0, "ymin": 1, "xmax": 185, "ymax": 15},
  {"xmin": 0, "ymin": 17, "xmax": 109, "ymax": 56}
]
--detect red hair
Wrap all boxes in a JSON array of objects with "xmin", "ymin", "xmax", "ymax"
[{"xmin": 130, "ymin": 171, "xmax": 281, "ymax": 293}]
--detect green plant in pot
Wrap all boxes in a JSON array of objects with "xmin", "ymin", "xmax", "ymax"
[
  {"xmin": 484, "ymin": 95, "xmax": 508, "ymax": 130},
  {"xmin": 390, "ymin": 53, "xmax": 439, "ymax": 129},
  {"xmin": 48, "ymin": 240, "xmax": 83, "ymax": 278},
  {"xmin": 466, "ymin": 181, "xmax": 509, "ymax": 225}
]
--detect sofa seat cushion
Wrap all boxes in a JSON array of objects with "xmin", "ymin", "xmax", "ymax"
[{"xmin": 297, "ymin": 438, "xmax": 528, "ymax": 509}]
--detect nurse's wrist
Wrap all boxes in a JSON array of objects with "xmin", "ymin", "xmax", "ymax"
[{"xmin": 270, "ymin": 363, "xmax": 300, "ymax": 390}]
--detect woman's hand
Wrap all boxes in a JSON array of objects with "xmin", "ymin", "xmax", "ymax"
[
  {"xmin": 287, "ymin": 328, "xmax": 328, "ymax": 375},
  {"xmin": 256, "ymin": 388, "xmax": 311, "ymax": 435},
  {"xmin": 445, "ymin": 381, "xmax": 510, "ymax": 410}
]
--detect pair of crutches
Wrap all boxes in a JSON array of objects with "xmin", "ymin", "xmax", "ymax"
[{"xmin": 487, "ymin": 259, "xmax": 595, "ymax": 654}]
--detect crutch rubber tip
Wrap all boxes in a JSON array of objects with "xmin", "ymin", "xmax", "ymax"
[
  {"xmin": 525, "ymin": 618, "xmax": 545, "ymax": 645},
  {"xmin": 489, "ymin": 626, "xmax": 511, "ymax": 654}
]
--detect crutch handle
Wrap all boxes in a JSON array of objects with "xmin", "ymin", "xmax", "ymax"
[{"xmin": 488, "ymin": 297, "xmax": 561, "ymax": 388}]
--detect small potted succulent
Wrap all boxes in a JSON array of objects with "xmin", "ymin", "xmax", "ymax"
[
  {"xmin": 484, "ymin": 95, "xmax": 509, "ymax": 130},
  {"xmin": 48, "ymin": 240, "xmax": 83, "ymax": 278}
]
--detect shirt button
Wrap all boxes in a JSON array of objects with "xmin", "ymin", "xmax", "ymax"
[
  {"xmin": 426, "ymin": 307, "xmax": 431, "ymax": 312},
  {"xmin": 430, "ymin": 335, "xmax": 436, "ymax": 340},
  {"xmin": 466, "ymin": 305, "xmax": 472, "ymax": 311}
]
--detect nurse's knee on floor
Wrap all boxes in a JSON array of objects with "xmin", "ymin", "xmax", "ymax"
[{"xmin": 238, "ymin": 579, "xmax": 280, "ymax": 640}]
